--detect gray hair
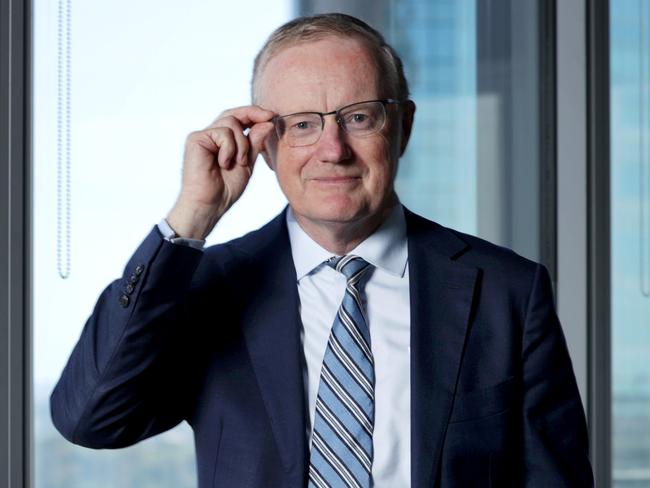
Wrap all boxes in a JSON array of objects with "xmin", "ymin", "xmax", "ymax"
[{"xmin": 251, "ymin": 13, "xmax": 409, "ymax": 104}]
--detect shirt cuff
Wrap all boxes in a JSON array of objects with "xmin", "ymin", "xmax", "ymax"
[{"xmin": 157, "ymin": 219, "xmax": 206, "ymax": 251}]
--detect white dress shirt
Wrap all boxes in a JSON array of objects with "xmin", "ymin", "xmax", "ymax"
[{"xmin": 286, "ymin": 205, "xmax": 411, "ymax": 487}]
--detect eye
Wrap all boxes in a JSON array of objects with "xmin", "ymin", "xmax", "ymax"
[
  {"xmin": 343, "ymin": 110, "xmax": 376, "ymax": 129},
  {"xmin": 284, "ymin": 116, "xmax": 319, "ymax": 133},
  {"xmin": 294, "ymin": 120, "xmax": 313, "ymax": 130}
]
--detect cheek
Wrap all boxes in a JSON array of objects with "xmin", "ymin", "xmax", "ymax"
[
  {"xmin": 382, "ymin": 124, "xmax": 402, "ymax": 161},
  {"xmin": 273, "ymin": 147, "xmax": 312, "ymax": 188},
  {"xmin": 366, "ymin": 136, "xmax": 398, "ymax": 185}
]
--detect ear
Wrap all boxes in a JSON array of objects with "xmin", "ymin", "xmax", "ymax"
[
  {"xmin": 261, "ymin": 151, "xmax": 275, "ymax": 171},
  {"xmin": 250, "ymin": 121, "xmax": 277, "ymax": 171},
  {"xmin": 399, "ymin": 100, "xmax": 416, "ymax": 156},
  {"xmin": 260, "ymin": 137, "xmax": 278, "ymax": 171}
]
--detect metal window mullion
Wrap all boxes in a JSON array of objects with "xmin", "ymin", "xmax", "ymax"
[
  {"xmin": 538, "ymin": 0, "xmax": 557, "ymax": 282},
  {"xmin": 586, "ymin": 0, "xmax": 611, "ymax": 486},
  {"xmin": 1, "ymin": 0, "xmax": 31, "ymax": 487}
]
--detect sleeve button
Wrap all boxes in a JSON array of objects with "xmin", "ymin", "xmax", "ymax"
[
  {"xmin": 128, "ymin": 274, "xmax": 139, "ymax": 284},
  {"xmin": 135, "ymin": 264, "xmax": 145, "ymax": 276},
  {"xmin": 125, "ymin": 283, "xmax": 135, "ymax": 294},
  {"xmin": 119, "ymin": 294, "xmax": 130, "ymax": 308}
]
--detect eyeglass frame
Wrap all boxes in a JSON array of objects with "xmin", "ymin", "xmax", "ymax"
[{"xmin": 271, "ymin": 98, "xmax": 402, "ymax": 147}]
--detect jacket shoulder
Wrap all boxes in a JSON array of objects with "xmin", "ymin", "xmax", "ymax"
[
  {"xmin": 405, "ymin": 208, "xmax": 541, "ymax": 281},
  {"xmin": 193, "ymin": 210, "xmax": 289, "ymax": 283}
]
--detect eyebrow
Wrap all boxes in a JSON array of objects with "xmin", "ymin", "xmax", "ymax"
[{"xmin": 276, "ymin": 99, "xmax": 385, "ymax": 118}]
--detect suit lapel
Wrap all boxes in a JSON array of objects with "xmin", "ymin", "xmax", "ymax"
[
  {"xmin": 406, "ymin": 209, "xmax": 478, "ymax": 487},
  {"xmin": 234, "ymin": 208, "xmax": 478, "ymax": 487},
  {"xmin": 239, "ymin": 214, "xmax": 308, "ymax": 487}
]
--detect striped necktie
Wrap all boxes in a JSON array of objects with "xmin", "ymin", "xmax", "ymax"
[{"xmin": 309, "ymin": 255, "xmax": 374, "ymax": 488}]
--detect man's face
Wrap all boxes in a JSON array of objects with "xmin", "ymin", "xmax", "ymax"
[{"xmin": 258, "ymin": 36, "xmax": 413, "ymax": 234}]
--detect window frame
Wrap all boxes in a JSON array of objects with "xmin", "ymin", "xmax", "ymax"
[
  {"xmin": 556, "ymin": 0, "xmax": 610, "ymax": 484},
  {"xmin": 0, "ymin": 1, "xmax": 612, "ymax": 486},
  {"xmin": 586, "ymin": 0, "xmax": 611, "ymax": 485},
  {"xmin": 0, "ymin": 0, "xmax": 32, "ymax": 487},
  {"xmin": 586, "ymin": 0, "xmax": 613, "ymax": 486}
]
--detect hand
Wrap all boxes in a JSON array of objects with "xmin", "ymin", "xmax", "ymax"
[{"xmin": 167, "ymin": 106, "xmax": 275, "ymax": 239}]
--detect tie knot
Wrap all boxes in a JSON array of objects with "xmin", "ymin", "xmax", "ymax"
[{"xmin": 328, "ymin": 255, "xmax": 372, "ymax": 282}]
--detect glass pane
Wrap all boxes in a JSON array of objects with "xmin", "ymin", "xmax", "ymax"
[
  {"xmin": 611, "ymin": 1, "xmax": 650, "ymax": 486},
  {"xmin": 34, "ymin": 1, "xmax": 546, "ymax": 485},
  {"xmin": 299, "ymin": 0, "xmax": 544, "ymax": 263},
  {"xmin": 32, "ymin": 2, "xmax": 290, "ymax": 486}
]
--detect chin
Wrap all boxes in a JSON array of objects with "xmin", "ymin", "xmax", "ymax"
[{"xmin": 304, "ymin": 199, "xmax": 372, "ymax": 225}]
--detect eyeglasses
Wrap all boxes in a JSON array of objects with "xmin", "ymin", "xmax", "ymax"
[{"xmin": 272, "ymin": 99, "xmax": 401, "ymax": 148}]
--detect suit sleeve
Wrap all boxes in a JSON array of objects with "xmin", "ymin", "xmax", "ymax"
[
  {"xmin": 50, "ymin": 227, "xmax": 208, "ymax": 448},
  {"xmin": 521, "ymin": 264, "xmax": 594, "ymax": 487}
]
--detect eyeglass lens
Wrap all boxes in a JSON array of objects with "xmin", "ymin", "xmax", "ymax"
[{"xmin": 275, "ymin": 100, "xmax": 387, "ymax": 147}]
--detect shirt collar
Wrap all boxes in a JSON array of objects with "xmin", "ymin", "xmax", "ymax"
[{"xmin": 286, "ymin": 204, "xmax": 408, "ymax": 280}]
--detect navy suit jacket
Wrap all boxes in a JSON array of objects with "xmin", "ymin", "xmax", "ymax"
[{"xmin": 51, "ymin": 208, "xmax": 593, "ymax": 487}]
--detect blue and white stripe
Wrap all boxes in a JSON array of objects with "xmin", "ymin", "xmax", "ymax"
[{"xmin": 308, "ymin": 256, "xmax": 374, "ymax": 488}]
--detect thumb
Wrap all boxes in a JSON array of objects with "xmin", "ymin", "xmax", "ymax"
[{"xmin": 247, "ymin": 122, "xmax": 275, "ymax": 166}]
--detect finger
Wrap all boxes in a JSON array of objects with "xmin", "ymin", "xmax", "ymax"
[
  {"xmin": 184, "ymin": 129, "xmax": 219, "ymax": 169},
  {"xmin": 247, "ymin": 121, "xmax": 276, "ymax": 166},
  {"xmin": 211, "ymin": 116, "xmax": 250, "ymax": 165},
  {"xmin": 209, "ymin": 105, "xmax": 276, "ymax": 129},
  {"xmin": 187, "ymin": 127, "xmax": 238, "ymax": 169},
  {"xmin": 211, "ymin": 128, "xmax": 238, "ymax": 169},
  {"xmin": 221, "ymin": 105, "xmax": 276, "ymax": 126}
]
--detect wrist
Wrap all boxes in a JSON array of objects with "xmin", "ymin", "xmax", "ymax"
[
  {"xmin": 166, "ymin": 201, "xmax": 223, "ymax": 240},
  {"xmin": 158, "ymin": 219, "xmax": 206, "ymax": 250}
]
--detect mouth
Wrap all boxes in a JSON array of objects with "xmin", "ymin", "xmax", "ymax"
[{"xmin": 311, "ymin": 176, "xmax": 362, "ymax": 183}]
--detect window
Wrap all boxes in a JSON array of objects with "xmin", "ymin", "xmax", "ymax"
[
  {"xmin": 611, "ymin": 1, "xmax": 650, "ymax": 485},
  {"xmin": 30, "ymin": 1, "xmax": 556, "ymax": 486},
  {"xmin": 299, "ymin": 0, "xmax": 550, "ymax": 265},
  {"xmin": 32, "ymin": 2, "xmax": 290, "ymax": 485}
]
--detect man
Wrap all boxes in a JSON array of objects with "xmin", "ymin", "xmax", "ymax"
[{"xmin": 51, "ymin": 13, "xmax": 593, "ymax": 488}]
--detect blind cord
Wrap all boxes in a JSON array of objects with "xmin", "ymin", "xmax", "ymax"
[{"xmin": 57, "ymin": 0, "xmax": 71, "ymax": 279}]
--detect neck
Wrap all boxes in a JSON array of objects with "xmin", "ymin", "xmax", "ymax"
[{"xmin": 292, "ymin": 200, "xmax": 396, "ymax": 255}]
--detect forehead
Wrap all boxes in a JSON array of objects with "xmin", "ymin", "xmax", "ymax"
[{"xmin": 257, "ymin": 36, "xmax": 380, "ymax": 113}]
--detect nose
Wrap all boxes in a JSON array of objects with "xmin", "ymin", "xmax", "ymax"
[{"xmin": 314, "ymin": 115, "xmax": 351, "ymax": 163}]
